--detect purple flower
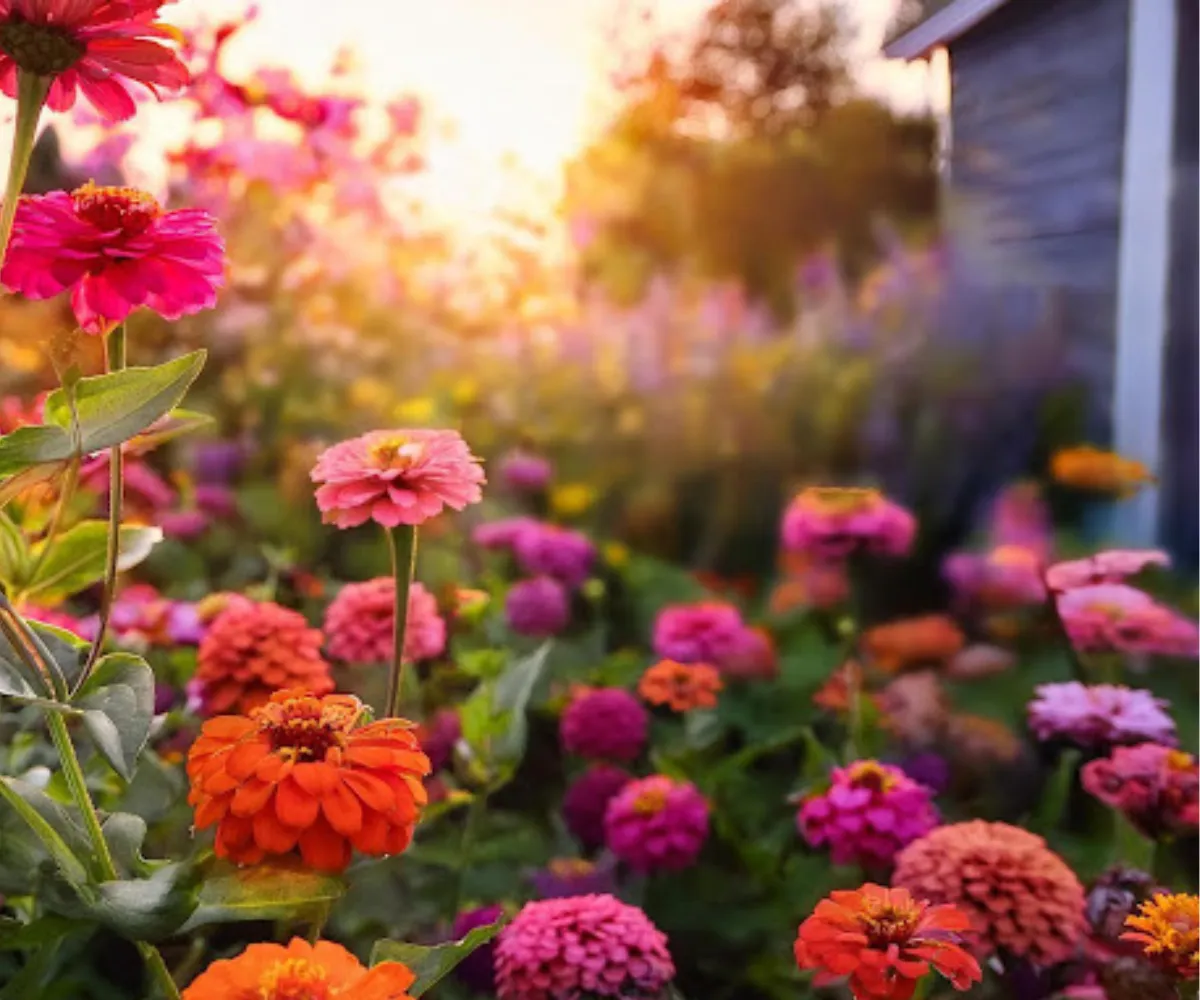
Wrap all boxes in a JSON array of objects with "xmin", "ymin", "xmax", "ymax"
[
  {"xmin": 560, "ymin": 688, "xmax": 648, "ymax": 763},
  {"xmin": 154, "ymin": 682, "xmax": 177, "ymax": 715},
  {"xmin": 451, "ymin": 904, "xmax": 504, "ymax": 993},
  {"xmin": 1027, "ymin": 682, "xmax": 1177, "ymax": 748},
  {"xmin": 896, "ymin": 752, "xmax": 951, "ymax": 794},
  {"xmin": 513, "ymin": 522, "xmax": 596, "ymax": 590},
  {"xmin": 499, "ymin": 449, "xmax": 553, "ymax": 493},
  {"xmin": 529, "ymin": 857, "xmax": 617, "ymax": 899},
  {"xmin": 505, "ymin": 577, "xmax": 570, "ymax": 637},
  {"xmin": 419, "ymin": 709, "xmax": 462, "ymax": 773},
  {"xmin": 563, "ymin": 765, "xmax": 632, "ymax": 850},
  {"xmin": 195, "ymin": 483, "xmax": 238, "ymax": 518},
  {"xmin": 473, "ymin": 516, "xmax": 539, "ymax": 552},
  {"xmin": 192, "ymin": 441, "xmax": 246, "ymax": 484},
  {"xmin": 604, "ymin": 775, "xmax": 710, "ymax": 873}
]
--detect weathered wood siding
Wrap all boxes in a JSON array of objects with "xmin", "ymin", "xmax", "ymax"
[{"xmin": 945, "ymin": 0, "xmax": 1130, "ymax": 436}]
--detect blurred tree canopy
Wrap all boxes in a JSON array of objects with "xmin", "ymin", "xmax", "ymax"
[{"xmin": 565, "ymin": 0, "xmax": 939, "ymax": 309}]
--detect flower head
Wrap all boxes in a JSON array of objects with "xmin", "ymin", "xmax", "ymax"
[
  {"xmin": 505, "ymin": 576, "xmax": 570, "ymax": 637},
  {"xmin": 560, "ymin": 687, "xmax": 648, "ymax": 763},
  {"xmin": 798, "ymin": 760, "xmax": 939, "ymax": 870},
  {"xmin": 2, "ymin": 183, "xmax": 223, "ymax": 334},
  {"xmin": 781, "ymin": 487, "xmax": 916, "ymax": 560},
  {"xmin": 1082, "ymin": 743, "xmax": 1198, "ymax": 839},
  {"xmin": 1052, "ymin": 446, "xmax": 1154, "ymax": 496},
  {"xmin": 943, "ymin": 545, "xmax": 1047, "ymax": 609},
  {"xmin": 893, "ymin": 821, "xmax": 1086, "ymax": 965},
  {"xmin": 1028, "ymin": 682, "xmax": 1177, "ymax": 748},
  {"xmin": 604, "ymin": 775, "xmax": 709, "ymax": 872},
  {"xmin": 186, "ymin": 689, "xmax": 430, "ymax": 872},
  {"xmin": 180, "ymin": 937, "xmax": 416, "ymax": 1000},
  {"xmin": 451, "ymin": 904, "xmax": 504, "ymax": 994},
  {"xmin": 512, "ymin": 522, "xmax": 596, "ymax": 589},
  {"xmin": 495, "ymin": 894, "xmax": 674, "ymax": 1000},
  {"xmin": 472, "ymin": 516, "xmax": 538, "ymax": 552},
  {"xmin": 720, "ymin": 624, "xmax": 778, "ymax": 680},
  {"xmin": 190, "ymin": 600, "xmax": 333, "ymax": 717},
  {"xmin": 651, "ymin": 601, "xmax": 746, "ymax": 665},
  {"xmin": 638, "ymin": 659, "xmax": 722, "ymax": 712},
  {"xmin": 0, "ymin": 0, "xmax": 188, "ymax": 122},
  {"xmin": 414, "ymin": 708, "xmax": 460, "ymax": 773},
  {"xmin": 1122, "ymin": 893, "xmax": 1199, "ymax": 980},
  {"xmin": 310, "ymin": 429, "xmax": 484, "ymax": 530},
  {"xmin": 562, "ymin": 764, "xmax": 631, "ymax": 850},
  {"xmin": 1056, "ymin": 584, "xmax": 1199, "ymax": 658},
  {"xmin": 794, "ymin": 884, "xmax": 981, "ymax": 1000},
  {"xmin": 862, "ymin": 615, "xmax": 965, "ymax": 673},
  {"xmin": 323, "ymin": 578, "xmax": 446, "ymax": 666},
  {"xmin": 1047, "ymin": 550, "xmax": 1171, "ymax": 592},
  {"xmin": 499, "ymin": 449, "xmax": 552, "ymax": 493}
]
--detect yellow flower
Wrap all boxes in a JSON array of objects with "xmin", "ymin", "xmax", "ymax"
[
  {"xmin": 451, "ymin": 379, "xmax": 479, "ymax": 407},
  {"xmin": 603, "ymin": 542, "xmax": 630, "ymax": 568},
  {"xmin": 1050, "ymin": 445, "xmax": 1154, "ymax": 496},
  {"xmin": 551, "ymin": 483, "xmax": 596, "ymax": 518},
  {"xmin": 1123, "ymin": 893, "xmax": 1198, "ymax": 980},
  {"xmin": 393, "ymin": 396, "xmax": 436, "ymax": 424}
]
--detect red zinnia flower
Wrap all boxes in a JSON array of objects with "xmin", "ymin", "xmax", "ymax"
[
  {"xmin": 795, "ymin": 884, "xmax": 981, "ymax": 1000},
  {"xmin": 1, "ymin": 183, "xmax": 224, "ymax": 334},
  {"xmin": 0, "ymin": 0, "xmax": 188, "ymax": 122}
]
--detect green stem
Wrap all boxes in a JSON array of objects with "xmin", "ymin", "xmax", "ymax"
[
  {"xmin": 384, "ymin": 524, "xmax": 418, "ymax": 719},
  {"xmin": 452, "ymin": 792, "xmax": 486, "ymax": 915},
  {"xmin": 137, "ymin": 942, "xmax": 182, "ymax": 1000},
  {"xmin": 0, "ymin": 72, "xmax": 50, "ymax": 271}
]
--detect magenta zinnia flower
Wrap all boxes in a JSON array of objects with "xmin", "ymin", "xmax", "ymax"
[
  {"xmin": 0, "ymin": 0, "xmax": 188, "ymax": 122},
  {"xmin": 2, "ymin": 183, "xmax": 224, "ymax": 334},
  {"xmin": 652, "ymin": 601, "xmax": 746, "ymax": 665},
  {"xmin": 1047, "ymin": 550, "xmax": 1171, "ymax": 592},
  {"xmin": 797, "ymin": 760, "xmax": 940, "ymax": 870},
  {"xmin": 499, "ymin": 449, "xmax": 552, "ymax": 493},
  {"xmin": 604, "ymin": 775, "xmax": 709, "ymax": 872},
  {"xmin": 563, "ymin": 765, "xmax": 631, "ymax": 850},
  {"xmin": 560, "ymin": 687, "xmax": 648, "ymax": 763},
  {"xmin": 311, "ymin": 428, "xmax": 484, "ymax": 529},
  {"xmin": 1082, "ymin": 743, "xmax": 1198, "ymax": 839},
  {"xmin": 1028, "ymin": 682, "xmax": 1177, "ymax": 748},
  {"xmin": 513, "ymin": 522, "xmax": 596, "ymax": 589},
  {"xmin": 505, "ymin": 576, "xmax": 569, "ymax": 637},
  {"xmin": 323, "ymin": 577, "xmax": 446, "ymax": 665},
  {"xmin": 781, "ymin": 486, "xmax": 916, "ymax": 560},
  {"xmin": 472, "ymin": 516, "xmax": 538, "ymax": 552},
  {"xmin": 1056, "ymin": 583, "xmax": 1199, "ymax": 658}
]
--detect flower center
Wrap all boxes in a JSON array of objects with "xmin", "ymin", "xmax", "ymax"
[
  {"xmin": 858, "ymin": 899, "xmax": 921, "ymax": 946},
  {"xmin": 368, "ymin": 435, "xmax": 423, "ymax": 470},
  {"xmin": 804, "ymin": 487, "xmax": 880, "ymax": 515},
  {"xmin": 258, "ymin": 958, "xmax": 332, "ymax": 1000},
  {"xmin": 1166, "ymin": 751, "xmax": 1194, "ymax": 773},
  {"xmin": 0, "ymin": 19, "xmax": 86, "ymax": 75},
  {"xmin": 549, "ymin": 857, "xmax": 596, "ymax": 879},
  {"xmin": 254, "ymin": 694, "xmax": 359, "ymax": 760},
  {"xmin": 632, "ymin": 783, "xmax": 670, "ymax": 816},
  {"xmin": 991, "ymin": 545, "xmax": 1039, "ymax": 568},
  {"xmin": 71, "ymin": 183, "xmax": 162, "ymax": 236},
  {"xmin": 847, "ymin": 761, "xmax": 898, "ymax": 792}
]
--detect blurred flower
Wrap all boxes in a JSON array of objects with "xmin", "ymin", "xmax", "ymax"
[
  {"xmin": 1047, "ymin": 551, "xmax": 1171, "ymax": 592},
  {"xmin": 794, "ymin": 884, "xmax": 981, "ymax": 1000},
  {"xmin": 1056, "ymin": 584, "xmax": 1199, "ymax": 658},
  {"xmin": 879, "ymin": 670, "xmax": 948, "ymax": 745},
  {"xmin": 771, "ymin": 554, "xmax": 850, "ymax": 612},
  {"xmin": 603, "ymin": 541, "xmax": 630, "ymax": 568},
  {"xmin": 0, "ymin": 0, "xmax": 188, "ymax": 122},
  {"xmin": 22, "ymin": 604, "xmax": 88, "ymax": 639},
  {"xmin": 781, "ymin": 487, "xmax": 916, "ymax": 560},
  {"xmin": 311, "ymin": 428, "xmax": 484, "ymax": 529},
  {"xmin": 505, "ymin": 576, "xmax": 569, "ymax": 637},
  {"xmin": 720, "ymin": 624, "xmax": 778, "ymax": 680},
  {"xmin": 604, "ymin": 775, "xmax": 709, "ymax": 872},
  {"xmin": 0, "ymin": 392, "xmax": 45, "ymax": 432},
  {"xmin": 495, "ymin": 894, "xmax": 674, "ymax": 1000},
  {"xmin": 195, "ymin": 591, "xmax": 255, "ymax": 625},
  {"xmin": 472, "ymin": 516, "xmax": 538, "ymax": 552},
  {"xmin": 638, "ymin": 660, "xmax": 722, "ymax": 712},
  {"xmin": 190, "ymin": 600, "xmax": 333, "ymax": 716},
  {"xmin": 862, "ymin": 615, "xmax": 965, "ymax": 673},
  {"xmin": 896, "ymin": 752, "xmax": 951, "ymax": 794},
  {"xmin": 513, "ymin": 522, "xmax": 596, "ymax": 589},
  {"xmin": 987, "ymin": 481, "xmax": 1054, "ymax": 562},
  {"xmin": 651, "ymin": 601, "xmax": 746, "ymax": 666},
  {"xmin": 323, "ymin": 578, "xmax": 446, "ymax": 666},
  {"xmin": 530, "ymin": 857, "xmax": 616, "ymax": 899},
  {"xmin": 451, "ymin": 904, "xmax": 504, "ymax": 994},
  {"xmin": 549, "ymin": 482, "xmax": 595, "ymax": 519},
  {"xmin": 1085, "ymin": 867, "xmax": 1164, "ymax": 957},
  {"xmin": 195, "ymin": 483, "xmax": 238, "ymax": 519},
  {"xmin": 1052, "ymin": 446, "xmax": 1154, "ymax": 496},
  {"xmin": 944, "ymin": 713, "xmax": 1023, "ymax": 765},
  {"xmin": 180, "ymin": 937, "xmax": 416, "ymax": 1000},
  {"xmin": 563, "ymin": 765, "xmax": 632, "ymax": 851},
  {"xmin": 498, "ymin": 449, "xmax": 552, "ymax": 493},
  {"xmin": 798, "ymin": 760, "xmax": 939, "ymax": 870},
  {"xmin": 414, "ymin": 709, "xmax": 461, "ymax": 773},
  {"xmin": 192, "ymin": 441, "xmax": 246, "ymax": 484},
  {"xmin": 943, "ymin": 545, "xmax": 1047, "ymax": 609},
  {"xmin": 1082, "ymin": 744, "xmax": 1198, "ymax": 839},
  {"xmin": 894, "ymin": 821, "xmax": 1086, "ymax": 965},
  {"xmin": 1028, "ymin": 682, "xmax": 1177, "ymax": 748},
  {"xmin": 945, "ymin": 643, "xmax": 1016, "ymax": 680},
  {"xmin": 80, "ymin": 452, "xmax": 176, "ymax": 518},
  {"xmin": 187, "ymin": 689, "xmax": 429, "ymax": 873},
  {"xmin": 1122, "ymin": 893, "xmax": 1198, "ymax": 980},
  {"xmin": 2, "ymin": 184, "xmax": 224, "ymax": 334},
  {"xmin": 159, "ymin": 508, "xmax": 208, "ymax": 539},
  {"xmin": 814, "ymin": 661, "xmax": 882, "ymax": 716},
  {"xmin": 560, "ymin": 688, "xmax": 647, "ymax": 763}
]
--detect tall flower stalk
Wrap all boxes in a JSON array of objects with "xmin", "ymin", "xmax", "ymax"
[
  {"xmin": 385, "ymin": 524, "xmax": 418, "ymax": 718},
  {"xmin": 0, "ymin": 71, "xmax": 49, "ymax": 266}
]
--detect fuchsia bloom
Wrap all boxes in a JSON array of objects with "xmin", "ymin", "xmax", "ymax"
[
  {"xmin": 495, "ymin": 894, "xmax": 675, "ymax": 1000},
  {"xmin": 505, "ymin": 577, "xmax": 570, "ymax": 637},
  {"xmin": 797, "ymin": 760, "xmax": 940, "ymax": 870},
  {"xmin": 311, "ymin": 429, "xmax": 484, "ymax": 530},
  {"xmin": 652, "ymin": 601, "xmax": 747, "ymax": 665},
  {"xmin": 323, "ymin": 578, "xmax": 446, "ymax": 665},
  {"xmin": 0, "ymin": 0, "xmax": 189, "ymax": 122},
  {"xmin": 1028, "ymin": 682, "xmax": 1177, "ymax": 748},
  {"xmin": 943, "ymin": 545, "xmax": 1047, "ymax": 609},
  {"xmin": 415, "ymin": 709, "xmax": 461, "ymax": 773},
  {"xmin": 1082, "ymin": 744, "xmax": 1198, "ymax": 839},
  {"xmin": 513, "ymin": 522, "xmax": 596, "ymax": 589},
  {"xmin": 499, "ymin": 449, "xmax": 552, "ymax": 493},
  {"xmin": 604, "ymin": 775, "xmax": 710, "ymax": 873},
  {"xmin": 1047, "ymin": 550, "xmax": 1171, "ymax": 592},
  {"xmin": 781, "ymin": 487, "xmax": 916, "ymax": 560},
  {"xmin": 2, "ymin": 183, "xmax": 224, "ymax": 334},
  {"xmin": 560, "ymin": 688, "xmax": 648, "ymax": 763},
  {"xmin": 563, "ymin": 765, "xmax": 632, "ymax": 850},
  {"xmin": 1056, "ymin": 584, "xmax": 1199, "ymax": 658},
  {"xmin": 472, "ymin": 516, "xmax": 538, "ymax": 552}
]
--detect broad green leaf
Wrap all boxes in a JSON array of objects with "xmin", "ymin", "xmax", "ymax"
[
  {"xmin": 20, "ymin": 521, "xmax": 163, "ymax": 603},
  {"xmin": 0, "ymin": 915, "xmax": 75, "ymax": 952},
  {"xmin": 0, "ymin": 425, "xmax": 72, "ymax": 477},
  {"xmin": 42, "ymin": 351, "xmax": 207, "ymax": 455},
  {"xmin": 0, "ymin": 510, "xmax": 30, "ymax": 586},
  {"xmin": 180, "ymin": 859, "xmax": 346, "ymax": 932},
  {"xmin": 0, "ymin": 778, "xmax": 90, "ymax": 885},
  {"xmin": 370, "ymin": 920, "xmax": 505, "ymax": 996},
  {"xmin": 488, "ymin": 642, "xmax": 550, "ymax": 769},
  {"xmin": 101, "ymin": 812, "xmax": 153, "ymax": 878},
  {"xmin": 0, "ymin": 614, "xmax": 74, "ymax": 700},
  {"xmin": 75, "ymin": 654, "xmax": 155, "ymax": 782},
  {"xmin": 126, "ymin": 408, "xmax": 213, "ymax": 454},
  {"xmin": 40, "ymin": 859, "xmax": 199, "ymax": 941}
]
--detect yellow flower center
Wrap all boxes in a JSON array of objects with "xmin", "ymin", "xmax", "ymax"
[
  {"xmin": 847, "ymin": 760, "xmax": 898, "ymax": 792},
  {"xmin": 259, "ymin": 957, "xmax": 332, "ymax": 1000},
  {"xmin": 0, "ymin": 18, "xmax": 85, "ymax": 75},
  {"xmin": 255, "ymin": 695, "xmax": 361, "ymax": 759},
  {"xmin": 71, "ymin": 182, "xmax": 162, "ymax": 236},
  {"xmin": 858, "ymin": 897, "xmax": 922, "ymax": 946},
  {"xmin": 1166, "ymin": 751, "xmax": 1195, "ymax": 773},
  {"xmin": 632, "ymin": 783, "xmax": 670, "ymax": 816},
  {"xmin": 548, "ymin": 858, "xmax": 596, "ymax": 879},
  {"xmin": 802, "ymin": 487, "xmax": 881, "ymax": 515},
  {"xmin": 368, "ymin": 435, "xmax": 424, "ymax": 470},
  {"xmin": 990, "ymin": 545, "xmax": 1039, "ymax": 568}
]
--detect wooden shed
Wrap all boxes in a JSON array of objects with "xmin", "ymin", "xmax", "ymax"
[{"xmin": 885, "ymin": 0, "xmax": 1198, "ymax": 567}]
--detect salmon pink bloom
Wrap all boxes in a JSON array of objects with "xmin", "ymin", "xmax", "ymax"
[
  {"xmin": 311, "ymin": 429, "xmax": 484, "ymax": 529},
  {"xmin": 1047, "ymin": 550, "xmax": 1171, "ymax": 592},
  {"xmin": 0, "ymin": 0, "xmax": 188, "ymax": 122},
  {"xmin": 323, "ymin": 578, "xmax": 446, "ymax": 666},
  {"xmin": 1056, "ymin": 584, "xmax": 1199, "ymax": 657},
  {"xmin": 794, "ymin": 884, "xmax": 981, "ymax": 1000},
  {"xmin": 1, "ymin": 183, "xmax": 224, "ymax": 334},
  {"xmin": 187, "ymin": 689, "xmax": 430, "ymax": 872}
]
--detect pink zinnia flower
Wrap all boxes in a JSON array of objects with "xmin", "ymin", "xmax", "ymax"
[
  {"xmin": 797, "ymin": 760, "xmax": 940, "ymax": 870},
  {"xmin": 987, "ymin": 481, "xmax": 1053, "ymax": 562},
  {"xmin": 505, "ymin": 576, "xmax": 569, "ymax": 637},
  {"xmin": 499, "ymin": 449, "xmax": 552, "ymax": 493},
  {"xmin": 1, "ymin": 183, "xmax": 224, "ymax": 334},
  {"xmin": 310, "ymin": 428, "xmax": 484, "ymax": 530},
  {"xmin": 560, "ymin": 687, "xmax": 648, "ymax": 763},
  {"xmin": 1028, "ymin": 682, "xmax": 1177, "ymax": 748},
  {"xmin": 720, "ymin": 625, "xmax": 778, "ymax": 680},
  {"xmin": 781, "ymin": 487, "xmax": 916, "ymax": 560},
  {"xmin": 1082, "ymin": 743, "xmax": 1198, "ymax": 839},
  {"xmin": 604, "ymin": 775, "xmax": 709, "ymax": 872},
  {"xmin": 495, "ymin": 894, "xmax": 675, "ymax": 1000},
  {"xmin": 513, "ymin": 522, "xmax": 595, "ymax": 589},
  {"xmin": 652, "ymin": 601, "xmax": 747, "ymax": 665},
  {"xmin": 943, "ymin": 545, "xmax": 1047, "ymax": 609},
  {"xmin": 0, "ymin": 0, "xmax": 188, "ymax": 122},
  {"xmin": 323, "ymin": 577, "xmax": 446, "ymax": 666},
  {"xmin": 1056, "ymin": 584, "xmax": 1199, "ymax": 658},
  {"xmin": 563, "ymin": 764, "xmax": 631, "ymax": 850},
  {"xmin": 1047, "ymin": 550, "xmax": 1172, "ymax": 592}
]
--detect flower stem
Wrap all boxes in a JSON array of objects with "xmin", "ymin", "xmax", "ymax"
[
  {"xmin": 137, "ymin": 943, "xmax": 183, "ymax": 1000},
  {"xmin": 452, "ymin": 791, "xmax": 486, "ymax": 915},
  {"xmin": 0, "ymin": 72, "xmax": 50, "ymax": 271},
  {"xmin": 384, "ymin": 524, "xmax": 418, "ymax": 719}
]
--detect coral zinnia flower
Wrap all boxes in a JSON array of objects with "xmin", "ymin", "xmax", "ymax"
[
  {"xmin": 1051, "ymin": 445, "xmax": 1154, "ymax": 496},
  {"xmin": 0, "ymin": 0, "xmax": 188, "ymax": 122},
  {"xmin": 181, "ymin": 937, "xmax": 416, "ymax": 1000},
  {"xmin": 311, "ymin": 428, "xmax": 484, "ymax": 529},
  {"xmin": 638, "ymin": 659, "xmax": 722, "ymax": 712},
  {"xmin": 862, "ymin": 615, "xmax": 965, "ymax": 673},
  {"xmin": 795, "ymin": 884, "xmax": 981, "ymax": 1000},
  {"xmin": 187, "ymin": 689, "xmax": 430, "ymax": 872},
  {"xmin": 1122, "ymin": 893, "xmax": 1199, "ymax": 980},
  {"xmin": 1, "ymin": 183, "xmax": 224, "ymax": 334}
]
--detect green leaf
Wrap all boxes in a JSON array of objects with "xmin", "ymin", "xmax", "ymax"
[
  {"xmin": 42, "ymin": 351, "xmax": 207, "ymax": 455},
  {"xmin": 40, "ymin": 860, "xmax": 199, "ymax": 941},
  {"xmin": 0, "ymin": 619, "xmax": 88, "ymax": 698},
  {"xmin": 75, "ymin": 654, "xmax": 156, "ymax": 782},
  {"xmin": 0, "ymin": 425, "xmax": 72, "ymax": 477},
  {"xmin": 0, "ymin": 778, "xmax": 91, "ymax": 885},
  {"xmin": 126, "ymin": 408, "xmax": 213, "ymax": 453},
  {"xmin": 101, "ymin": 812, "xmax": 154, "ymax": 879},
  {"xmin": 489, "ymin": 642, "xmax": 550, "ymax": 769},
  {"xmin": 180, "ymin": 858, "xmax": 346, "ymax": 932},
  {"xmin": 20, "ymin": 521, "xmax": 163, "ymax": 602},
  {"xmin": 1031, "ymin": 748, "xmax": 1081, "ymax": 835},
  {"xmin": 684, "ymin": 708, "xmax": 722, "ymax": 750},
  {"xmin": 0, "ymin": 510, "xmax": 30, "ymax": 586},
  {"xmin": 370, "ymin": 919, "xmax": 506, "ymax": 996}
]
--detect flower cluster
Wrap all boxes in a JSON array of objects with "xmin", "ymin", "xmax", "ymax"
[
  {"xmin": 505, "ymin": 576, "xmax": 570, "ymax": 637},
  {"xmin": 651, "ymin": 601, "xmax": 771, "ymax": 677},
  {"xmin": 1028, "ymin": 682, "xmax": 1177, "ymax": 748},
  {"xmin": 512, "ymin": 522, "xmax": 596, "ymax": 589},
  {"xmin": 562, "ymin": 765, "xmax": 632, "ymax": 850}
]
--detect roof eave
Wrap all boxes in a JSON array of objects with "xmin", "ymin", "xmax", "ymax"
[{"xmin": 883, "ymin": 0, "xmax": 1014, "ymax": 60}]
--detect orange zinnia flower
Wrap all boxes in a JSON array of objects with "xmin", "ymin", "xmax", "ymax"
[
  {"xmin": 1122, "ymin": 893, "xmax": 1199, "ymax": 980},
  {"xmin": 638, "ymin": 660, "xmax": 723, "ymax": 712},
  {"xmin": 1050, "ymin": 445, "xmax": 1155, "ymax": 496},
  {"xmin": 181, "ymin": 938, "xmax": 416, "ymax": 999},
  {"xmin": 862, "ymin": 615, "xmax": 965, "ymax": 673},
  {"xmin": 795, "ymin": 884, "xmax": 981, "ymax": 1000},
  {"xmin": 187, "ymin": 689, "xmax": 430, "ymax": 872}
]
